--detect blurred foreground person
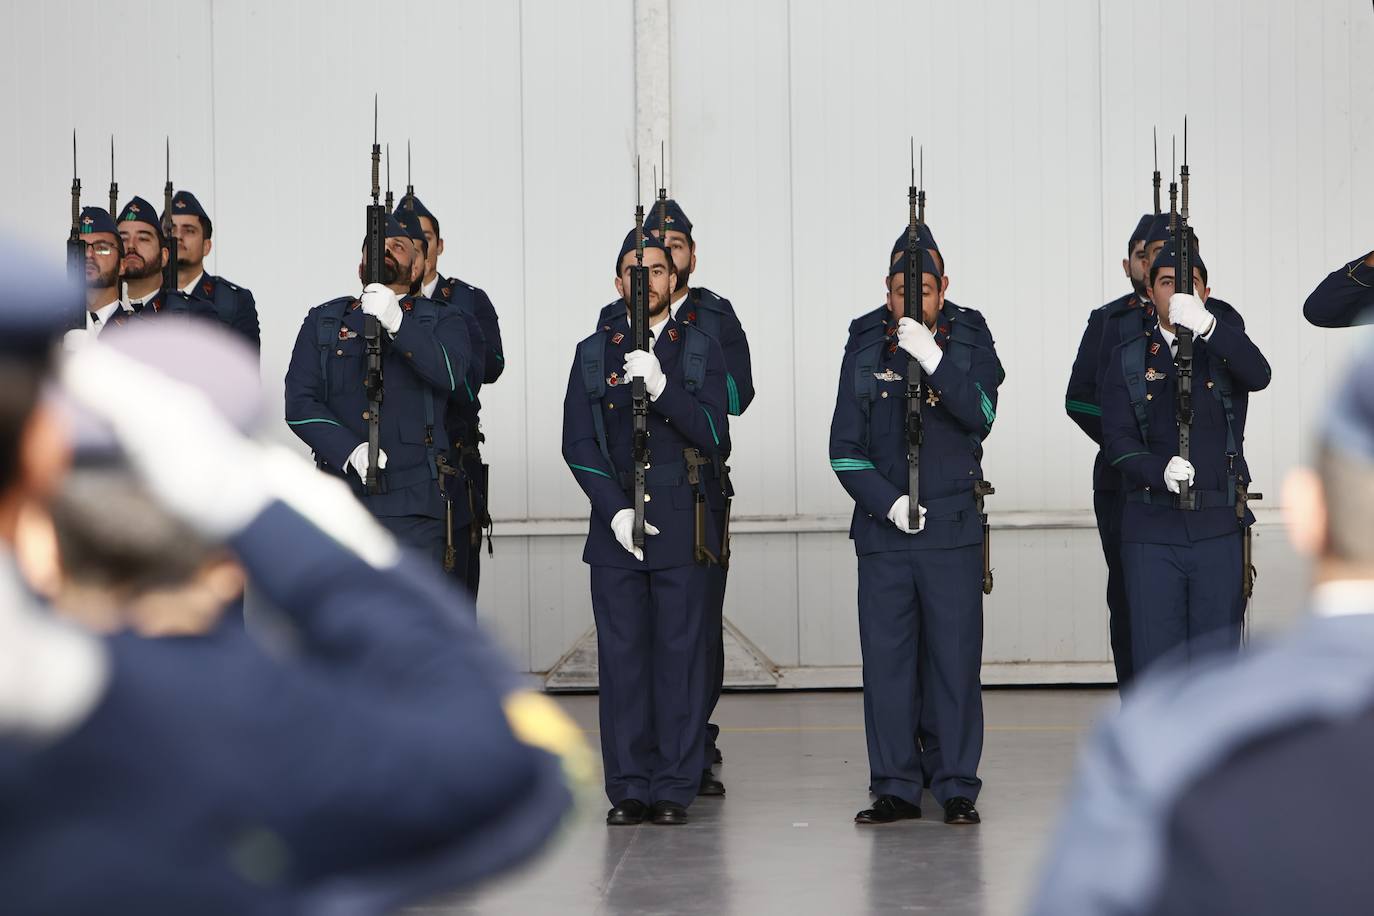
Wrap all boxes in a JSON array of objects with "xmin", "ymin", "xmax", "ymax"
[
  {"xmin": 1029, "ymin": 334, "xmax": 1374, "ymax": 916},
  {"xmin": 1304, "ymin": 251, "xmax": 1374, "ymax": 328},
  {"xmin": 0, "ymin": 300, "xmax": 582, "ymax": 913}
]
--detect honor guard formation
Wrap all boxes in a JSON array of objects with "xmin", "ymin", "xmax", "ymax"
[{"xmin": 3, "ymin": 98, "xmax": 1373, "ymax": 915}]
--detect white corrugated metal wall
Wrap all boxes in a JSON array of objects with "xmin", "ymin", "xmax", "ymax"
[{"xmin": 2, "ymin": 0, "xmax": 1369, "ymax": 681}]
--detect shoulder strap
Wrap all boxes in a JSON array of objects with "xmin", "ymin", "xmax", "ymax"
[
  {"xmin": 682, "ymin": 324, "xmax": 711, "ymax": 393},
  {"xmin": 578, "ymin": 335, "xmax": 613, "ymax": 469},
  {"xmin": 210, "ymin": 278, "xmax": 237, "ymax": 324},
  {"xmin": 852, "ymin": 338, "xmax": 884, "ymax": 450},
  {"xmin": 1120, "ymin": 331, "xmax": 1151, "ymax": 439}
]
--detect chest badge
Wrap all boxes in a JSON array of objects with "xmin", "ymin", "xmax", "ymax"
[
  {"xmin": 926, "ymin": 388, "xmax": 941, "ymax": 407},
  {"xmin": 1145, "ymin": 367, "xmax": 1166, "ymax": 382},
  {"xmin": 611, "ymin": 332, "xmax": 625, "ymax": 346},
  {"xmin": 873, "ymin": 369, "xmax": 903, "ymax": 382},
  {"xmin": 1149, "ymin": 341, "xmax": 1161, "ymax": 356},
  {"xmin": 668, "ymin": 328, "xmax": 680, "ymax": 342},
  {"xmin": 338, "ymin": 327, "xmax": 358, "ymax": 340},
  {"xmin": 607, "ymin": 371, "xmax": 620, "ymax": 387},
  {"xmin": 201, "ymin": 281, "xmax": 213, "ymax": 297}
]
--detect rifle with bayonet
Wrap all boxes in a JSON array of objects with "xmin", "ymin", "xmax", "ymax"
[
  {"xmin": 904, "ymin": 139, "xmax": 925, "ymax": 531},
  {"xmin": 629, "ymin": 161, "xmax": 651, "ymax": 550},
  {"xmin": 362, "ymin": 97, "xmax": 386, "ymax": 496},
  {"xmin": 384, "ymin": 143, "xmax": 394, "ymax": 214},
  {"xmin": 1152, "ymin": 127, "xmax": 1161, "ymax": 215},
  {"xmin": 161, "ymin": 138, "xmax": 179, "ymax": 305},
  {"xmin": 108, "ymin": 136, "xmax": 118, "ymax": 221},
  {"xmin": 1173, "ymin": 128, "xmax": 1196, "ymax": 511},
  {"xmin": 67, "ymin": 131, "xmax": 83, "ymax": 287}
]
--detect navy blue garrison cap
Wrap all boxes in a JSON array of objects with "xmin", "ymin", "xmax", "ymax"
[
  {"xmin": 58, "ymin": 320, "xmax": 262, "ymax": 461},
  {"xmin": 889, "ymin": 248, "xmax": 944, "ymax": 282},
  {"xmin": 393, "ymin": 207, "xmax": 426, "ymax": 243},
  {"xmin": 1130, "ymin": 213, "xmax": 1154, "ymax": 247},
  {"xmin": 0, "ymin": 237, "xmax": 85, "ymax": 353},
  {"xmin": 1323, "ymin": 337, "xmax": 1374, "ymax": 463},
  {"xmin": 399, "ymin": 193, "xmax": 435, "ymax": 223},
  {"xmin": 644, "ymin": 199, "xmax": 693, "ymax": 239},
  {"xmin": 165, "ymin": 190, "xmax": 209, "ymax": 222},
  {"xmin": 1144, "ymin": 214, "xmax": 1203, "ymax": 250},
  {"xmin": 116, "ymin": 197, "xmax": 165, "ymax": 242},
  {"xmin": 615, "ymin": 228, "xmax": 672, "ymax": 275},
  {"xmin": 890, "ymin": 224, "xmax": 941, "ymax": 261},
  {"xmin": 385, "ymin": 213, "xmax": 408, "ymax": 240},
  {"xmin": 78, "ymin": 207, "xmax": 118, "ymax": 236}
]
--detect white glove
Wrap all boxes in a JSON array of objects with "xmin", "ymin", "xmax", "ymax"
[
  {"xmin": 60, "ymin": 343, "xmax": 272, "ymax": 539},
  {"xmin": 346, "ymin": 442, "xmax": 389, "ymax": 480},
  {"xmin": 623, "ymin": 350, "xmax": 667, "ymax": 401},
  {"xmin": 610, "ymin": 507, "xmax": 660, "ymax": 562},
  {"xmin": 886, "ymin": 495, "xmax": 927, "ymax": 534},
  {"xmin": 896, "ymin": 317, "xmax": 943, "ymax": 374},
  {"xmin": 1163, "ymin": 456, "xmax": 1196, "ymax": 494},
  {"xmin": 62, "ymin": 328, "xmax": 90, "ymax": 352},
  {"xmin": 1168, "ymin": 293, "xmax": 1216, "ymax": 337},
  {"xmin": 360, "ymin": 282, "xmax": 404, "ymax": 335}
]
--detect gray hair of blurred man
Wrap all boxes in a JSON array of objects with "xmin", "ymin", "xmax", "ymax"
[{"xmin": 37, "ymin": 321, "xmax": 263, "ymax": 630}]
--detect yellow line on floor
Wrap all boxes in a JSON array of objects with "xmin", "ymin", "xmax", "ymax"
[{"xmin": 574, "ymin": 724, "xmax": 1087, "ymax": 735}]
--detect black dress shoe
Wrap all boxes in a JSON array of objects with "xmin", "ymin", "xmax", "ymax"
[
  {"xmin": 650, "ymin": 801, "xmax": 689, "ymax": 825},
  {"xmin": 712, "ymin": 747, "xmax": 723, "ymax": 765},
  {"xmin": 943, "ymin": 796, "xmax": 981, "ymax": 825},
  {"xmin": 854, "ymin": 795, "xmax": 922, "ymax": 824},
  {"xmin": 698, "ymin": 771, "xmax": 725, "ymax": 796},
  {"xmin": 606, "ymin": 799, "xmax": 648, "ymax": 826}
]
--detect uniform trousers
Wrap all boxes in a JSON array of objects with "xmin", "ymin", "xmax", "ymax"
[
  {"xmin": 1122, "ymin": 531, "xmax": 1244, "ymax": 678},
  {"xmin": 591, "ymin": 563, "xmax": 711, "ymax": 808},
  {"xmin": 857, "ymin": 544, "xmax": 984, "ymax": 807},
  {"xmin": 702, "ymin": 516, "xmax": 728, "ymax": 762},
  {"xmin": 1093, "ymin": 488, "xmax": 1134, "ymax": 687},
  {"xmin": 377, "ymin": 515, "xmax": 473, "ymax": 598}
]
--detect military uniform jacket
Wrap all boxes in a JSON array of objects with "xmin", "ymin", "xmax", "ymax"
[
  {"xmin": 0, "ymin": 500, "xmax": 568, "ymax": 916},
  {"xmin": 186, "ymin": 273, "xmax": 261, "ymax": 349},
  {"xmin": 1065, "ymin": 291, "xmax": 1142, "ymax": 491},
  {"xmin": 431, "ymin": 278, "xmax": 488, "ymax": 451},
  {"xmin": 830, "ymin": 303, "xmax": 1003, "ymax": 555},
  {"xmin": 1303, "ymin": 257, "xmax": 1374, "ymax": 328},
  {"xmin": 130, "ymin": 288, "xmax": 222, "ymax": 323},
  {"xmin": 1101, "ymin": 300, "xmax": 1271, "ymax": 545},
  {"xmin": 285, "ymin": 295, "xmax": 471, "ymax": 521},
  {"xmin": 435, "ymin": 274, "xmax": 503, "ymax": 385},
  {"xmin": 599, "ymin": 286, "xmax": 754, "ymax": 417},
  {"xmin": 563, "ymin": 312, "xmax": 730, "ymax": 571}
]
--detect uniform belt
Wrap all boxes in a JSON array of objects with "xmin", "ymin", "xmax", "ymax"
[
  {"xmin": 1127, "ymin": 486, "xmax": 1235, "ymax": 509},
  {"xmin": 372, "ymin": 464, "xmax": 440, "ymax": 492},
  {"xmin": 616, "ymin": 459, "xmax": 718, "ymax": 490}
]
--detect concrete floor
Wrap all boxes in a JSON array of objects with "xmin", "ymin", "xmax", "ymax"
[{"xmin": 406, "ymin": 688, "xmax": 1114, "ymax": 916}]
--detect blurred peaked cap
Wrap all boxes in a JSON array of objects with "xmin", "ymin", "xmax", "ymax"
[
  {"xmin": 393, "ymin": 208, "xmax": 426, "ymax": 243},
  {"xmin": 1323, "ymin": 334, "xmax": 1374, "ymax": 463},
  {"xmin": 615, "ymin": 228, "xmax": 671, "ymax": 275},
  {"xmin": 1130, "ymin": 213, "xmax": 1154, "ymax": 247},
  {"xmin": 116, "ymin": 197, "xmax": 165, "ymax": 241},
  {"xmin": 398, "ymin": 193, "xmax": 435, "ymax": 223},
  {"xmin": 0, "ymin": 237, "xmax": 84, "ymax": 353},
  {"xmin": 890, "ymin": 224, "xmax": 941, "ymax": 260},
  {"xmin": 889, "ymin": 249, "xmax": 943, "ymax": 281},
  {"xmin": 78, "ymin": 207, "xmax": 118, "ymax": 236},
  {"xmin": 56, "ymin": 321, "xmax": 262, "ymax": 462},
  {"xmin": 1150, "ymin": 242, "xmax": 1206, "ymax": 276},
  {"xmin": 644, "ymin": 199, "xmax": 693, "ymax": 238},
  {"xmin": 165, "ymin": 190, "xmax": 209, "ymax": 222}
]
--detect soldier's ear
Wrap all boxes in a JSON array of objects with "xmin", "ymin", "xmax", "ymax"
[
  {"xmin": 614, "ymin": 275, "xmax": 626, "ymax": 300},
  {"xmin": 159, "ymin": 247, "xmax": 169, "ymax": 270},
  {"xmin": 1283, "ymin": 467, "xmax": 1326, "ymax": 558},
  {"xmin": 202, "ymin": 238, "xmax": 213, "ymax": 258},
  {"xmin": 688, "ymin": 249, "xmax": 697, "ymax": 277},
  {"xmin": 1122, "ymin": 257, "xmax": 1131, "ymax": 278},
  {"xmin": 435, "ymin": 238, "xmax": 444, "ymax": 259},
  {"xmin": 941, "ymin": 275, "xmax": 950, "ymax": 294}
]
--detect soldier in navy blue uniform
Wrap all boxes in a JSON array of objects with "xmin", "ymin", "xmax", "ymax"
[
  {"xmin": 0, "ymin": 295, "xmax": 577, "ymax": 914},
  {"xmin": 164, "ymin": 190, "xmax": 261, "ymax": 348},
  {"xmin": 1100, "ymin": 244, "xmax": 1271, "ymax": 677},
  {"xmin": 1030, "ymin": 343, "xmax": 1374, "ymax": 916},
  {"xmin": 830, "ymin": 246, "xmax": 1003, "ymax": 826},
  {"xmin": 593, "ymin": 198, "xmax": 752, "ymax": 794},
  {"xmin": 113, "ymin": 197, "xmax": 218, "ymax": 322},
  {"xmin": 284, "ymin": 213, "xmax": 473, "ymax": 577},
  {"xmin": 407, "ymin": 194, "xmax": 501, "ymax": 595},
  {"xmin": 74, "ymin": 206, "xmax": 137, "ymax": 339},
  {"xmin": 1303, "ymin": 251, "xmax": 1374, "ymax": 327},
  {"xmin": 564, "ymin": 228, "xmax": 730, "ymax": 826},
  {"xmin": 1063, "ymin": 213, "xmax": 1156, "ymax": 688}
]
